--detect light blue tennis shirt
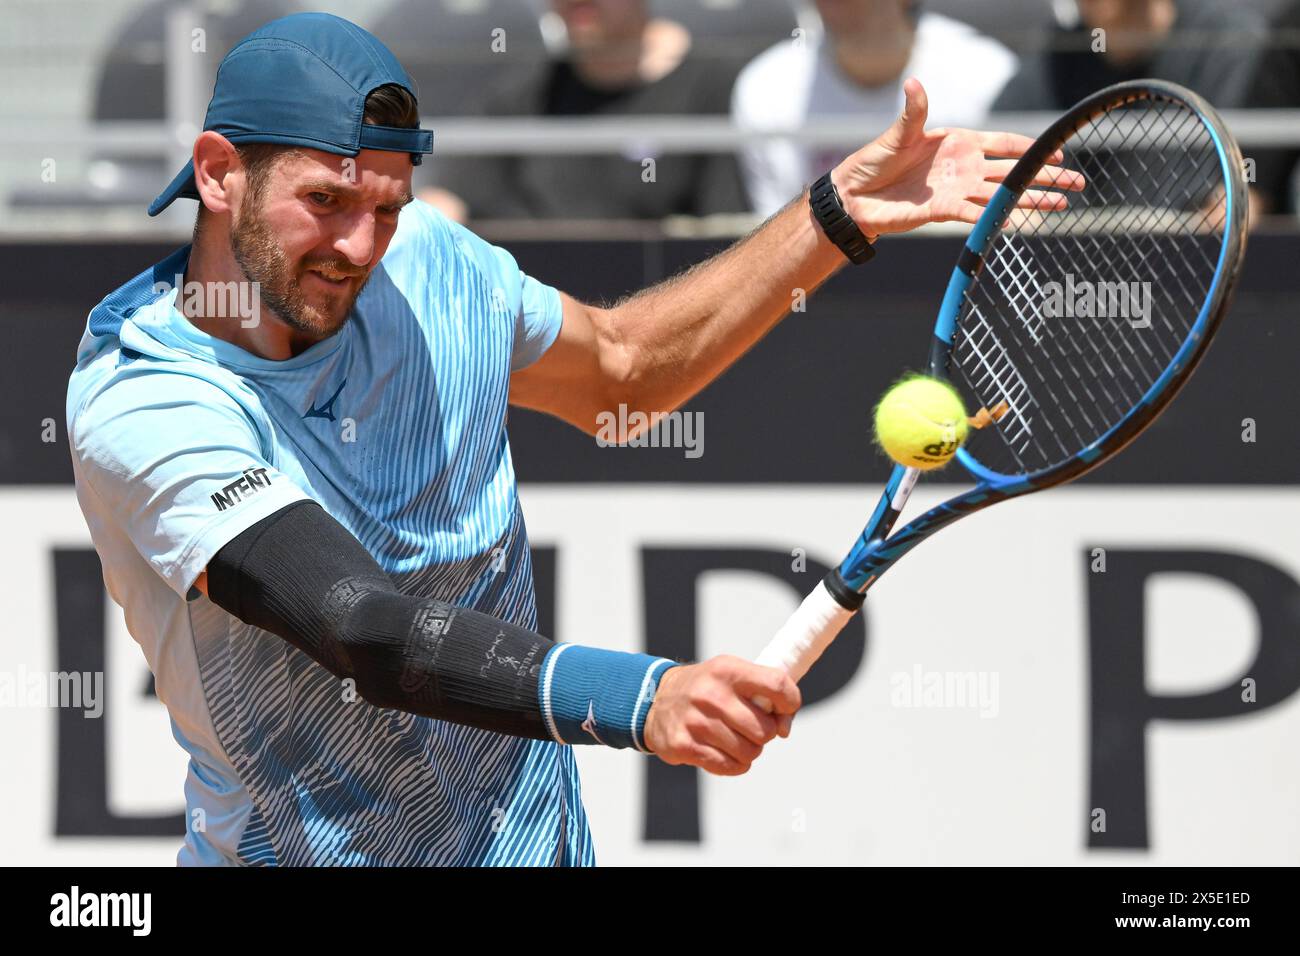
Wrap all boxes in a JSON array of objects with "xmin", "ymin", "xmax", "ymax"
[{"xmin": 66, "ymin": 201, "xmax": 605, "ymax": 865}]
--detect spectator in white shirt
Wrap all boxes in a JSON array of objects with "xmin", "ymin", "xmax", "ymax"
[{"xmin": 732, "ymin": 0, "xmax": 1017, "ymax": 217}]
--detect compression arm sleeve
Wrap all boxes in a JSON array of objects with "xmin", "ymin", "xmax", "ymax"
[{"xmin": 205, "ymin": 500, "xmax": 676, "ymax": 750}]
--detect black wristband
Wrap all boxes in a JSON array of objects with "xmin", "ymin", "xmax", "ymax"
[{"xmin": 810, "ymin": 171, "xmax": 876, "ymax": 264}]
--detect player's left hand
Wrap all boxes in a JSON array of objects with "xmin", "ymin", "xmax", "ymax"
[{"xmin": 832, "ymin": 77, "xmax": 1086, "ymax": 237}]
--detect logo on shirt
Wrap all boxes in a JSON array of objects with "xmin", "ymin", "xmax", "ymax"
[
  {"xmin": 304, "ymin": 378, "xmax": 347, "ymax": 423},
  {"xmin": 210, "ymin": 467, "xmax": 272, "ymax": 512}
]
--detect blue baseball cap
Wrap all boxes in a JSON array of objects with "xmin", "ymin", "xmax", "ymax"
[{"xmin": 148, "ymin": 12, "xmax": 433, "ymax": 216}]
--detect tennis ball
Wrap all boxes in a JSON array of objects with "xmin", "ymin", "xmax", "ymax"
[{"xmin": 873, "ymin": 375, "xmax": 969, "ymax": 471}]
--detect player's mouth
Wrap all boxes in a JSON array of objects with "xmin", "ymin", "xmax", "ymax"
[{"xmin": 304, "ymin": 267, "xmax": 356, "ymax": 289}]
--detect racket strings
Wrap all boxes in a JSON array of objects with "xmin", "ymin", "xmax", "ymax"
[
  {"xmin": 962, "ymin": 247, "xmax": 1106, "ymax": 465},
  {"xmin": 953, "ymin": 95, "xmax": 1227, "ymax": 476},
  {"xmin": 958, "ymin": 304, "xmax": 1073, "ymax": 468},
  {"xmin": 1032, "ymin": 107, "xmax": 1219, "ymax": 366}
]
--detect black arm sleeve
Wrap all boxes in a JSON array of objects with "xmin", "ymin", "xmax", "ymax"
[{"xmin": 206, "ymin": 500, "xmax": 555, "ymax": 740}]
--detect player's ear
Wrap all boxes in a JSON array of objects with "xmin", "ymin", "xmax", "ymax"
[{"xmin": 192, "ymin": 131, "xmax": 242, "ymax": 217}]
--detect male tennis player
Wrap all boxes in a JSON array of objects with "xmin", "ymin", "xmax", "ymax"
[{"xmin": 67, "ymin": 13, "xmax": 1069, "ymax": 865}]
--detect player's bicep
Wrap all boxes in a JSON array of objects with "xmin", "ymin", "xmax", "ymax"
[{"xmin": 508, "ymin": 291, "xmax": 625, "ymax": 435}]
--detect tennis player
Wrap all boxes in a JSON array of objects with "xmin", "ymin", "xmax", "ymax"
[{"xmin": 67, "ymin": 13, "xmax": 1063, "ymax": 865}]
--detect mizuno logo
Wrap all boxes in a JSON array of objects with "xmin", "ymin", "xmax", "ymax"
[
  {"xmin": 581, "ymin": 700, "xmax": 606, "ymax": 745},
  {"xmin": 304, "ymin": 378, "xmax": 346, "ymax": 422}
]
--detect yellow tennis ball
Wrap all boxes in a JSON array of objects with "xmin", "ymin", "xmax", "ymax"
[{"xmin": 873, "ymin": 376, "xmax": 969, "ymax": 471}]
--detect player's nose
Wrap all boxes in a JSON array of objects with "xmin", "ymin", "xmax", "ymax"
[{"xmin": 334, "ymin": 213, "xmax": 377, "ymax": 268}]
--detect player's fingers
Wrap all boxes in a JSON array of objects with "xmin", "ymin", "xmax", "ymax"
[
  {"xmin": 689, "ymin": 744, "xmax": 749, "ymax": 777},
  {"xmin": 967, "ymin": 181, "xmax": 1075, "ymax": 213},
  {"xmin": 1033, "ymin": 164, "xmax": 1087, "ymax": 191},
  {"xmin": 701, "ymin": 718, "xmax": 764, "ymax": 766},
  {"xmin": 733, "ymin": 665, "xmax": 802, "ymax": 715},
  {"xmin": 895, "ymin": 77, "xmax": 929, "ymax": 147},
  {"xmin": 981, "ymin": 158, "xmax": 1021, "ymax": 182},
  {"xmin": 877, "ymin": 76, "xmax": 930, "ymax": 152},
  {"xmin": 656, "ymin": 727, "xmax": 753, "ymax": 773},
  {"xmin": 976, "ymin": 134, "xmax": 1066, "ymax": 168},
  {"xmin": 974, "ymin": 130, "xmax": 1040, "ymax": 159},
  {"xmin": 776, "ymin": 713, "xmax": 794, "ymax": 738},
  {"xmin": 983, "ymin": 160, "xmax": 1086, "ymax": 191},
  {"xmin": 1015, "ymin": 188, "xmax": 1071, "ymax": 211},
  {"xmin": 717, "ymin": 698, "xmax": 780, "ymax": 746}
]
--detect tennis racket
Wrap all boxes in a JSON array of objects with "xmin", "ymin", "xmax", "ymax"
[{"xmin": 757, "ymin": 79, "xmax": 1248, "ymax": 684}]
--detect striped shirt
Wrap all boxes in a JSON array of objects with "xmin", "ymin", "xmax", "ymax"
[{"xmin": 66, "ymin": 200, "xmax": 599, "ymax": 865}]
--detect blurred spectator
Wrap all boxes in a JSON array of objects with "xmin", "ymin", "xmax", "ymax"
[
  {"xmin": 993, "ymin": 0, "xmax": 1267, "ymax": 111},
  {"xmin": 426, "ymin": 0, "xmax": 750, "ymax": 222},
  {"xmin": 1243, "ymin": 1, "xmax": 1300, "ymax": 215},
  {"xmin": 731, "ymin": 0, "xmax": 1017, "ymax": 218}
]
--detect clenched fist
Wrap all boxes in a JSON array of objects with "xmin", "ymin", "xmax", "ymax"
[{"xmin": 644, "ymin": 655, "xmax": 801, "ymax": 776}]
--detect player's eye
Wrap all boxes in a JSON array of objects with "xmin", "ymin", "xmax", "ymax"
[{"xmin": 307, "ymin": 192, "xmax": 334, "ymax": 207}]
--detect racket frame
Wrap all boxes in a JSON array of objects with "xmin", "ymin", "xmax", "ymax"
[{"xmin": 819, "ymin": 79, "xmax": 1248, "ymax": 612}]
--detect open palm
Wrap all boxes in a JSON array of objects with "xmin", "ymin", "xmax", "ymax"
[{"xmin": 835, "ymin": 78, "xmax": 1085, "ymax": 238}]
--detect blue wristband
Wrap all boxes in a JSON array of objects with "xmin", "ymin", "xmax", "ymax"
[{"xmin": 539, "ymin": 644, "xmax": 678, "ymax": 752}]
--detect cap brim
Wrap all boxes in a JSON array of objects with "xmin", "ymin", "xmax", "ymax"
[{"xmin": 148, "ymin": 159, "xmax": 200, "ymax": 217}]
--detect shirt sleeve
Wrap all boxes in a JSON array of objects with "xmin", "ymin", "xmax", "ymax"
[
  {"xmin": 69, "ymin": 367, "xmax": 313, "ymax": 597},
  {"xmin": 445, "ymin": 217, "xmax": 565, "ymax": 372},
  {"xmin": 512, "ymin": 269, "xmax": 564, "ymax": 371}
]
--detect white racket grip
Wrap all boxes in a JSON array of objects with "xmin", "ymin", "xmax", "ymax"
[{"xmin": 752, "ymin": 580, "xmax": 855, "ymax": 711}]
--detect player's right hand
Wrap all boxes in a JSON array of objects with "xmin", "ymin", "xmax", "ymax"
[{"xmin": 643, "ymin": 655, "xmax": 801, "ymax": 776}]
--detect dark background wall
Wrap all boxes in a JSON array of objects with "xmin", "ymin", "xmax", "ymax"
[{"xmin": 2, "ymin": 234, "xmax": 1296, "ymax": 487}]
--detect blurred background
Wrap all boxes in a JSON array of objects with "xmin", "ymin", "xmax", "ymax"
[{"xmin": 1, "ymin": 0, "xmax": 1297, "ymax": 865}]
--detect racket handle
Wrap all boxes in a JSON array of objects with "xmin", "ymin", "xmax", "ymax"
[{"xmin": 752, "ymin": 579, "xmax": 857, "ymax": 711}]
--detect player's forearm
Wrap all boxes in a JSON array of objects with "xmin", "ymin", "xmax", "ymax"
[
  {"xmin": 602, "ymin": 185, "xmax": 852, "ymax": 416},
  {"xmin": 205, "ymin": 500, "xmax": 676, "ymax": 748}
]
